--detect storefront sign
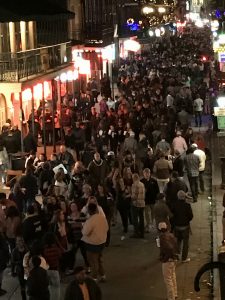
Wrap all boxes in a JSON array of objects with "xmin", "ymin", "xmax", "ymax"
[
  {"xmin": 214, "ymin": 107, "xmax": 225, "ymax": 116},
  {"xmin": 217, "ymin": 116, "xmax": 225, "ymax": 129}
]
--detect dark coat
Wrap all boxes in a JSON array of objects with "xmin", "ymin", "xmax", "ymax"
[
  {"xmin": 64, "ymin": 278, "xmax": 102, "ymax": 300},
  {"xmin": 171, "ymin": 199, "xmax": 193, "ymax": 227},
  {"xmin": 23, "ymin": 133, "xmax": 37, "ymax": 153},
  {"xmin": 0, "ymin": 235, "xmax": 9, "ymax": 271},
  {"xmin": 19, "ymin": 174, "xmax": 38, "ymax": 202},
  {"xmin": 27, "ymin": 267, "xmax": 50, "ymax": 300}
]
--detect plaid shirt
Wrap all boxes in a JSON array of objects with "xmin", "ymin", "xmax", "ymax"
[
  {"xmin": 131, "ymin": 181, "xmax": 145, "ymax": 208},
  {"xmin": 184, "ymin": 153, "xmax": 200, "ymax": 177}
]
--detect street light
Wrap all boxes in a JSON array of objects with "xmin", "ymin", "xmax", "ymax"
[
  {"xmin": 155, "ymin": 28, "xmax": 161, "ymax": 37},
  {"xmin": 142, "ymin": 6, "xmax": 154, "ymax": 14},
  {"xmin": 158, "ymin": 7, "xmax": 166, "ymax": 13},
  {"xmin": 148, "ymin": 30, "xmax": 154, "ymax": 37}
]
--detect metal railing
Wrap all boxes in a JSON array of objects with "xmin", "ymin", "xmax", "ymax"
[{"xmin": 0, "ymin": 42, "xmax": 72, "ymax": 82}]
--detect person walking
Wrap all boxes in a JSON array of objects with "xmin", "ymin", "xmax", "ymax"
[
  {"xmin": 27, "ymin": 256, "xmax": 50, "ymax": 300},
  {"xmin": 154, "ymin": 193, "xmax": 172, "ymax": 231},
  {"xmin": 158, "ymin": 222, "xmax": 178, "ymax": 300},
  {"xmin": 64, "ymin": 266, "xmax": 102, "ymax": 300},
  {"xmin": 193, "ymin": 94, "xmax": 204, "ymax": 127},
  {"xmin": 192, "ymin": 143, "xmax": 206, "ymax": 193},
  {"xmin": 141, "ymin": 168, "xmax": 159, "ymax": 231},
  {"xmin": 82, "ymin": 203, "xmax": 108, "ymax": 282},
  {"xmin": 153, "ymin": 152, "xmax": 173, "ymax": 193},
  {"xmin": 130, "ymin": 173, "xmax": 145, "ymax": 238},
  {"xmin": 184, "ymin": 147, "xmax": 200, "ymax": 202},
  {"xmin": 172, "ymin": 131, "xmax": 187, "ymax": 156},
  {"xmin": 172, "ymin": 190, "xmax": 193, "ymax": 263}
]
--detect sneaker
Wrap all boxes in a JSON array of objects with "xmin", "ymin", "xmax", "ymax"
[
  {"xmin": 0, "ymin": 289, "xmax": 6, "ymax": 296},
  {"xmin": 182, "ymin": 258, "xmax": 191, "ymax": 263},
  {"xmin": 121, "ymin": 235, "xmax": 125, "ymax": 241}
]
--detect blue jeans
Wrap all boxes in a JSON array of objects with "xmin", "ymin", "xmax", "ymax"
[{"xmin": 47, "ymin": 270, "xmax": 60, "ymax": 300}]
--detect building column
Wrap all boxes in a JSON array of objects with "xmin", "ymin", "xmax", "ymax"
[
  {"xmin": 0, "ymin": 24, "xmax": 3, "ymax": 54},
  {"xmin": 20, "ymin": 21, "xmax": 27, "ymax": 51},
  {"xmin": 28, "ymin": 21, "xmax": 35, "ymax": 49},
  {"xmin": 9, "ymin": 22, "xmax": 16, "ymax": 53}
]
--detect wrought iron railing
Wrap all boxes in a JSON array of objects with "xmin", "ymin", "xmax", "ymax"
[{"xmin": 0, "ymin": 42, "xmax": 72, "ymax": 82}]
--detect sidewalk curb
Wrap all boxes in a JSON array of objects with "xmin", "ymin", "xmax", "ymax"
[{"xmin": 211, "ymin": 133, "xmax": 222, "ymax": 300}]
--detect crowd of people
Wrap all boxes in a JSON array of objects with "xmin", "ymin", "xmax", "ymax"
[{"xmin": 0, "ymin": 24, "xmax": 216, "ymax": 300}]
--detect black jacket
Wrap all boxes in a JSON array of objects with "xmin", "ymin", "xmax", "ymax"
[
  {"xmin": 23, "ymin": 133, "xmax": 37, "ymax": 153},
  {"xmin": 64, "ymin": 278, "xmax": 102, "ymax": 300},
  {"xmin": 165, "ymin": 179, "xmax": 188, "ymax": 205},
  {"xmin": 172, "ymin": 199, "xmax": 193, "ymax": 227},
  {"xmin": 19, "ymin": 174, "xmax": 38, "ymax": 201},
  {"xmin": 141, "ymin": 177, "xmax": 159, "ymax": 205},
  {"xmin": 0, "ymin": 235, "xmax": 9, "ymax": 271},
  {"xmin": 27, "ymin": 267, "xmax": 49, "ymax": 300},
  {"xmin": 173, "ymin": 156, "xmax": 184, "ymax": 177},
  {"xmin": 22, "ymin": 214, "xmax": 43, "ymax": 245}
]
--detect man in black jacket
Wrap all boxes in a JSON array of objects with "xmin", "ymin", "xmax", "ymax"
[
  {"xmin": 22, "ymin": 205, "xmax": 43, "ymax": 246},
  {"xmin": 141, "ymin": 168, "xmax": 159, "ymax": 232},
  {"xmin": 165, "ymin": 171, "xmax": 188, "ymax": 209},
  {"xmin": 64, "ymin": 266, "xmax": 102, "ymax": 300},
  {"xmin": 27, "ymin": 256, "xmax": 50, "ymax": 300},
  {"xmin": 172, "ymin": 190, "xmax": 193, "ymax": 263}
]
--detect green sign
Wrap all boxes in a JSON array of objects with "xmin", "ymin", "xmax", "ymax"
[{"xmin": 217, "ymin": 116, "xmax": 225, "ymax": 129}]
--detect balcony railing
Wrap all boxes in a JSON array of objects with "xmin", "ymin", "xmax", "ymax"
[{"xmin": 0, "ymin": 42, "xmax": 72, "ymax": 82}]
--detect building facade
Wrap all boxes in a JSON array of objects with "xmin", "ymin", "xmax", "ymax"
[{"xmin": 0, "ymin": 0, "xmax": 73, "ymax": 128}]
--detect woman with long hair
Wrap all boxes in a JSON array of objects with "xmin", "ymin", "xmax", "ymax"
[{"xmin": 66, "ymin": 202, "xmax": 89, "ymax": 274}]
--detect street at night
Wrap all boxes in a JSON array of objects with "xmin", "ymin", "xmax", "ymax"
[{"xmin": 0, "ymin": 0, "xmax": 224, "ymax": 300}]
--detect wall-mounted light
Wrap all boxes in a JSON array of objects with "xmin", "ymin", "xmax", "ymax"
[
  {"xmin": 158, "ymin": 7, "xmax": 166, "ymax": 13},
  {"xmin": 142, "ymin": 6, "xmax": 154, "ymax": 14}
]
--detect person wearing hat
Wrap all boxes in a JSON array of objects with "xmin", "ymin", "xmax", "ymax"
[
  {"xmin": 172, "ymin": 190, "xmax": 193, "ymax": 263},
  {"xmin": 172, "ymin": 131, "xmax": 187, "ymax": 156},
  {"xmin": 64, "ymin": 266, "xmax": 102, "ymax": 300},
  {"xmin": 158, "ymin": 222, "xmax": 178, "ymax": 300},
  {"xmin": 192, "ymin": 143, "xmax": 206, "ymax": 193}
]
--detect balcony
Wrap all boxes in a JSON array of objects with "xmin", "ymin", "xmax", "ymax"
[{"xmin": 0, "ymin": 42, "xmax": 72, "ymax": 82}]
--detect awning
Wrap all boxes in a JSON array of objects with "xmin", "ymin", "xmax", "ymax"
[{"xmin": 0, "ymin": 0, "xmax": 75, "ymax": 22}]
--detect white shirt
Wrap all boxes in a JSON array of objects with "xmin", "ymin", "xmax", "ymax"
[
  {"xmin": 194, "ymin": 149, "xmax": 206, "ymax": 171},
  {"xmin": 194, "ymin": 98, "xmax": 203, "ymax": 112},
  {"xmin": 166, "ymin": 94, "xmax": 174, "ymax": 107},
  {"xmin": 107, "ymin": 100, "xmax": 115, "ymax": 110},
  {"xmin": 82, "ymin": 213, "xmax": 108, "ymax": 245}
]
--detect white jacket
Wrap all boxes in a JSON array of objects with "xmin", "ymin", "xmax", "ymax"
[
  {"xmin": 82, "ymin": 213, "xmax": 108, "ymax": 245},
  {"xmin": 194, "ymin": 149, "xmax": 206, "ymax": 171}
]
